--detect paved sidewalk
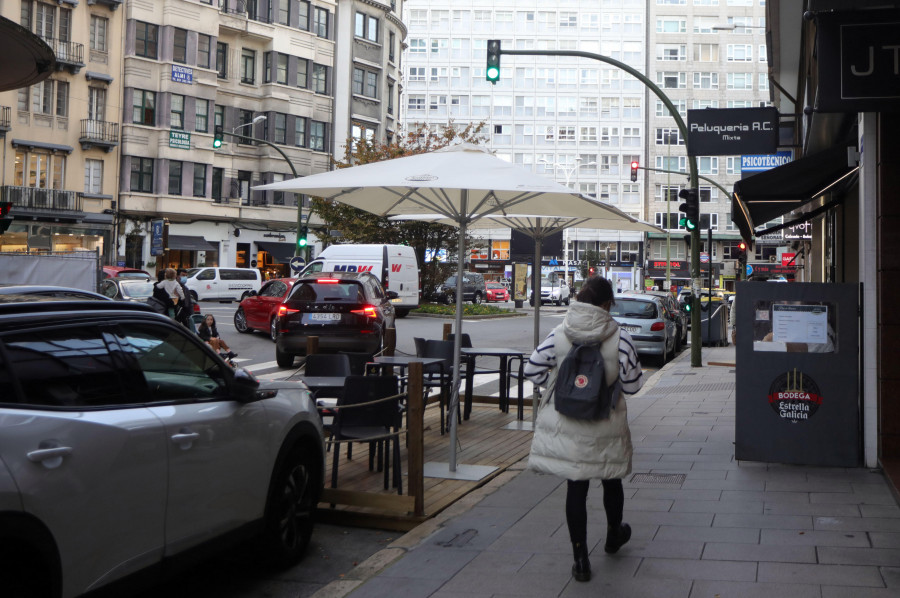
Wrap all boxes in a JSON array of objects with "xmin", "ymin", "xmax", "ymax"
[{"xmin": 318, "ymin": 344, "xmax": 900, "ymax": 598}]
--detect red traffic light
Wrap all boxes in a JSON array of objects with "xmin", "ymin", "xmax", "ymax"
[
  {"xmin": 738, "ymin": 241, "xmax": 747, "ymax": 251},
  {"xmin": 630, "ymin": 161, "xmax": 639, "ymax": 169},
  {"xmin": 630, "ymin": 161, "xmax": 639, "ymax": 182}
]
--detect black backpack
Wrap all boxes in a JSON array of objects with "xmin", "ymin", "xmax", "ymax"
[{"xmin": 554, "ymin": 341, "xmax": 621, "ymax": 421}]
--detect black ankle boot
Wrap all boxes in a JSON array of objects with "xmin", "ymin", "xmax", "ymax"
[
  {"xmin": 571, "ymin": 542, "xmax": 591, "ymax": 582},
  {"xmin": 604, "ymin": 523, "xmax": 631, "ymax": 554}
]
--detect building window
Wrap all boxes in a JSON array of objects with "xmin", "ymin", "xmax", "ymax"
[
  {"xmin": 135, "ymin": 21, "xmax": 159, "ymax": 59},
  {"xmin": 55, "ymin": 81, "xmax": 68, "ymax": 117},
  {"xmin": 389, "ymin": 31, "xmax": 395, "ymax": 62},
  {"xmin": 313, "ymin": 7, "xmax": 328, "ymax": 38},
  {"xmin": 277, "ymin": 0, "xmax": 290, "ymax": 25},
  {"xmin": 84, "ymin": 159, "xmax": 103, "ymax": 194},
  {"xmin": 387, "ymin": 83, "xmax": 394, "ymax": 114},
  {"xmin": 214, "ymin": 104, "xmax": 224, "ymax": 130},
  {"xmin": 274, "ymin": 113, "xmax": 287, "ymax": 144},
  {"xmin": 194, "ymin": 99, "xmax": 208, "ymax": 133},
  {"xmin": 198, "ymin": 34, "xmax": 211, "ymax": 69},
  {"xmin": 30, "ymin": 80, "xmax": 53, "ymax": 115},
  {"xmin": 355, "ymin": 12, "xmax": 379, "ymax": 42},
  {"xmin": 312, "ymin": 63, "xmax": 327, "ymax": 94},
  {"xmin": 216, "ymin": 42, "xmax": 227, "ymax": 79},
  {"xmin": 173, "ymin": 28, "xmax": 188, "ymax": 64},
  {"xmin": 132, "ymin": 89, "xmax": 155, "ymax": 126},
  {"xmin": 309, "ymin": 120, "xmax": 325, "ymax": 151},
  {"xmin": 352, "ymin": 67, "xmax": 378, "ymax": 98},
  {"xmin": 170, "ymin": 94, "xmax": 184, "ymax": 130},
  {"xmin": 296, "ymin": 58, "xmax": 308, "ymax": 88},
  {"xmin": 131, "ymin": 157, "xmax": 154, "ymax": 193},
  {"xmin": 90, "ymin": 15, "xmax": 107, "ymax": 52},
  {"xmin": 294, "ymin": 116, "xmax": 306, "ymax": 147},
  {"xmin": 263, "ymin": 51, "xmax": 272, "ymax": 83},
  {"xmin": 168, "ymin": 161, "xmax": 182, "ymax": 195},
  {"xmin": 193, "ymin": 164, "xmax": 206, "ymax": 198},
  {"xmin": 212, "ymin": 167, "xmax": 224, "ymax": 202},
  {"xmin": 241, "ymin": 49, "xmax": 256, "ymax": 84},
  {"xmin": 276, "ymin": 54, "xmax": 288, "ymax": 84},
  {"xmin": 298, "ymin": 1, "xmax": 310, "ymax": 30}
]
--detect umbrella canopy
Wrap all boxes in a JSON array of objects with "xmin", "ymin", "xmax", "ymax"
[{"xmin": 254, "ymin": 143, "xmax": 631, "ymax": 472}]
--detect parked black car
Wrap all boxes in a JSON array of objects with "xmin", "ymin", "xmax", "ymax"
[
  {"xmin": 275, "ymin": 272, "xmax": 397, "ymax": 368},
  {"xmin": 430, "ymin": 272, "xmax": 487, "ymax": 305}
]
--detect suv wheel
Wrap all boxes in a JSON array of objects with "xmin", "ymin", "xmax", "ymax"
[
  {"xmin": 262, "ymin": 446, "xmax": 319, "ymax": 568},
  {"xmin": 234, "ymin": 307, "xmax": 250, "ymax": 333},
  {"xmin": 276, "ymin": 347, "xmax": 295, "ymax": 368},
  {"xmin": 472, "ymin": 292, "xmax": 482, "ymax": 305},
  {"xmin": 564, "ymin": 296, "xmax": 570, "ymax": 306}
]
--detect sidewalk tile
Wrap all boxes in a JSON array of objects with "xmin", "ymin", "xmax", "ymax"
[
  {"xmin": 349, "ymin": 577, "xmax": 446, "ymax": 598},
  {"xmin": 859, "ymin": 504, "xmax": 900, "ymax": 518},
  {"xmin": 654, "ymin": 525, "xmax": 759, "ymax": 544},
  {"xmin": 712, "ymin": 513, "xmax": 812, "ymax": 529},
  {"xmin": 758, "ymin": 562, "xmax": 885, "ymax": 586},
  {"xmin": 821, "ymin": 588, "xmax": 900, "ymax": 598},
  {"xmin": 870, "ymin": 532, "xmax": 900, "ymax": 548},
  {"xmin": 671, "ymin": 499, "xmax": 763, "ymax": 514},
  {"xmin": 702, "ymin": 542, "xmax": 817, "ymax": 562},
  {"xmin": 818, "ymin": 546, "xmax": 900, "ymax": 566},
  {"xmin": 439, "ymin": 569, "xmax": 572, "ymax": 596},
  {"xmin": 689, "ymin": 581, "xmax": 821, "ymax": 598},
  {"xmin": 761, "ymin": 529, "xmax": 870, "ymax": 547},
  {"xmin": 814, "ymin": 516, "xmax": 900, "ymax": 532},
  {"xmin": 721, "ymin": 490, "xmax": 811, "ymax": 503},
  {"xmin": 681, "ymin": 478, "xmax": 766, "ymax": 491},
  {"xmin": 559, "ymin": 577, "xmax": 693, "ymax": 598},
  {"xmin": 635, "ymin": 557, "xmax": 757, "ymax": 582},
  {"xmin": 811, "ymin": 492, "xmax": 898, "ymax": 505},
  {"xmin": 628, "ymin": 539, "xmax": 705, "ymax": 559},
  {"xmin": 763, "ymin": 502, "xmax": 861, "ymax": 517},
  {"xmin": 378, "ymin": 547, "xmax": 476, "ymax": 580}
]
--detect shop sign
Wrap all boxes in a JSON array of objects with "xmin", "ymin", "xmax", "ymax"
[
  {"xmin": 172, "ymin": 65, "xmax": 193, "ymax": 84},
  {"xmin": 784, "ymin": 221, "xmax": 812, "ymax": 240},
  {"xmin": 150, "ymin": 219, "xmax": 165, "ymax": 256},
  {"xmin": 741, "ymin": 151, "xmax": 793, "ymax": 174},
  {"xmin": 781, "ymin": 253, "xmax": 796, "ymax": 267},
  {"xmin": 169, "ymin": 131, "xmax": 191, "ymax": 149},
  {"xmin": 687, "ymin": 107, "xmax": 778, "ymax": 156},
  {"xmin": 817, "ymin": 11, "xmax": 900, "ymax": 112},
  {"xmin": 768, "ymin": 369, "xmax": 822, "ymax": 423}
]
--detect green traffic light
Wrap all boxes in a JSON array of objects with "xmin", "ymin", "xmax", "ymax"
[
  {"xmin": 298, "ymin": 238, "xmax": 307, "ymax": 248},
  {"xmin": 486, "ymin": 66, "xmax": 500, "ymax": 81},
  {"xmin": 684, "ymin": 218, "xmax": 697, "ymax": 231}
]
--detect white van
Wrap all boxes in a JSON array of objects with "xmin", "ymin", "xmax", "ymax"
[
  {"xmin": 184, "ymin": 267, "xmax": 262, "ymax": 301},
  {"xmin": 299, "ymin": 244, "xmax": 420, "ymax": 317}
]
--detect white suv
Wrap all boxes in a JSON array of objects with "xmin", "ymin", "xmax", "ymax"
[
  {"xmin": 530, "ymin": 277, "xmax": 571, "ymax": 306},
  {"xmin": 0, "ymin": 296, "xmax": 324, "ymax": 598}
]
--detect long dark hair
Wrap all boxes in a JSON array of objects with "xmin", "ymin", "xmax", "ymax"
[
  {"xmin": 575, "ymin": 277, "xmax": 614, "ymax": 307},
  {"xmin": 199, "ymin": 314, "xmax": 215, "ymax": 332}
]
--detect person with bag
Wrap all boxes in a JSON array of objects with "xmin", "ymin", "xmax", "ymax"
[
  {"xmin": 176, "ymin": 268, "xmax": 196, "ymax": 332},
  {"xmin": 154, "ymin": 268, "xmax": 185, "ymax": 320},
  {"xmin": 523, "ymin": 276, "xmax": 643, "ymax": 583}
]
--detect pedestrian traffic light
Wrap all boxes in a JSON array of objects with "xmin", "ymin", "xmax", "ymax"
[
  {"xmin": 678, "ymin": 188, "xmax": 699, "ymax": 231},
  {"xmin": 213, "ymin": 125, "xmax": 224, "ymax": 149},
  {"xmin": 297, "ymin": 226, "xmax": 308, "ymax": 249},
  {"xmin": 0, "ymin": 202, "xmax": 11, "ymax": 234},
  {"xmin": 630, "ymin": 161, "xmax": 639, "ymax": 182},
  {"xmin": 486, "ymin": 40, "xmax": 501, "ymax": 83},
  {"xmin": 683, "ymin": 293, "xmax": 693, "ymax": 313}
]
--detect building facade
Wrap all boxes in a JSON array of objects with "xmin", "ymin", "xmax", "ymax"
[{"xmin": 0, "ymin": 0, "xmax": 124, "ymax": 258}]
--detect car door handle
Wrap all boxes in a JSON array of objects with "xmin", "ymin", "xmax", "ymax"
[
  {"xmin": 171, "ymin": 432, "xmax": 200, "ymax": 443},
  {"xmin": 27, "ymin": 445, "xmax": 73, "ymax": 469}
]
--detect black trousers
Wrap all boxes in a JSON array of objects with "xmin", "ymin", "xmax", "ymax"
[{"xmin": 565, "ymin": 479, "xmax": 624, "ymax": 545}]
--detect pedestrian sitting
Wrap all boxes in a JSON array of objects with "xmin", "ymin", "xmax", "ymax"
[
  {"xmin": 198, "ymin": 314, "xmax": 237, "ymax": 360},
  {"xmin": 524, "ymin": 276, "xmax": 644, "ymax": 583}
]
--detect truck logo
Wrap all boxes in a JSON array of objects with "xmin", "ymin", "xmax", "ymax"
[
  {"xmin": 333, "ymin": 265, "xmax": 374, "ymax": 273},
  {"xmin": 391, "ymin": 264, "xmax": 402, "ymax": 272}
]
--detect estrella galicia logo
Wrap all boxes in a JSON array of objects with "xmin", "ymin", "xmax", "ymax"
[{"xmin": 768, "ymin": 369, "xmax": 822, "ymax": 423}]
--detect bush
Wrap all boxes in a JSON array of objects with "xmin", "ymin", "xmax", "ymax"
[{"xmin": 412, "ymin": 303, "xmax": 514, "ymax": 316}]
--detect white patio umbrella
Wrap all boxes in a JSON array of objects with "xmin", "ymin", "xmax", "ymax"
[{"xmin": 255, "ymin": 143, "xmax": 637, "ymax": 474}]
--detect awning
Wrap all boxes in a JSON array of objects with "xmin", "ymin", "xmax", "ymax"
[
  {"xmin": 256, "ymin": 241, "xmax": 296, "ymax": 264},
  {"xmin": 732, "ymin": 145, "xmax": 858, "ymax": 242},
  {"xmin": 168, "ymin": 235, "xmax": 217, "ymax": 251}
]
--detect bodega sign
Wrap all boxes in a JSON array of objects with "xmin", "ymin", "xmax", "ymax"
[
  {"xmin": 768, "ymin": 369, "xmax": 822, "ymax": 423},
  {"xmin": 687, "ymin": 107, "xmax": 778, "ymax": 156},
  {"xmin": 816, "ymin": 10, "xmax": 900, "ymax": 112}
]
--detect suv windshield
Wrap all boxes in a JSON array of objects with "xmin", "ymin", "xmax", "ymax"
[{"xmin": 610, "ymin": 299, "xmax": 658, "ymax": 319}]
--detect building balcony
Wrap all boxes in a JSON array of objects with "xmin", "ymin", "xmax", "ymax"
[
  {"xmin": 0, "ymin": 107, "xmax": 10, "ymax": 134},
  {"xmin": 1, "ymin": 186, "xmax": 82, "ymax": 218},
  {"xmin": 86, "ymin": 0, "xmax": 123, "ymax": 9},
  {"xmin": 41, "ymin": 38, "xmax": 85, "ymax": 74},
  {"xmin": 80, "ymin": 119, "xmax": 119, "ymax": 152}
]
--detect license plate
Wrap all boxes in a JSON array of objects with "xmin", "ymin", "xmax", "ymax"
[
  {"xmin": 391, "ymin": 297, "xmax": 402, "ymax": 303},
  {"xmin": 622, "ymin": 325, "xmax": 640, "ymax": 333},
  {"xmin": 310, "ymin": 313, "xmax": 341, "ymax": 321}
]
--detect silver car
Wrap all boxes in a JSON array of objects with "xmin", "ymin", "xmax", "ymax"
[
  {"xmin": 0, "ymin": 298, "xmax": 325, "ymax": 598},
  {"xmin": 609, "ymin": 293, "xmax": 678, "ymax": 366}
]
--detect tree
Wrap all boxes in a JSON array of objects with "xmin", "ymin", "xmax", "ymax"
[{"xmin": 311, "ymin": 122, "xmax": 487, "ymax": 298}]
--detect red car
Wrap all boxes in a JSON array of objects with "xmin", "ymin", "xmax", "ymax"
[
  {"xmin": 485, "ymin": 282, "xmax": 510, "ymax": 302},
  {"xmin": 233, "ymin": 277, "xmax": 298, "ymax": 341}
]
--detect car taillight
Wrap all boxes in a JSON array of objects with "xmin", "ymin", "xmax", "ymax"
[
  {"xmin": 650, "ymin": 322, "xmax": 665, "ymax": 331},
  {"xmin": 351, "ymin": 305, "xmax": 378, "ymax": 318},
  {"xmin": 277, "ymin": 304, "xmax": 300, "ymax": 317}
]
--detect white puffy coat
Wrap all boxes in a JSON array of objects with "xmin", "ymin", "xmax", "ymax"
[{"xmin": 527, "ymin": 302, "xmax": 633, "ymax": 481}]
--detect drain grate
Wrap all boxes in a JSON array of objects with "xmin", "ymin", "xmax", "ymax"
[{"xmin": 630, "ymin": 473, "xmax": 686, "ymax": 485}]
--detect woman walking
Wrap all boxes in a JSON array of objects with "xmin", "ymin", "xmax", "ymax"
[
  {"xmin": 524, "ymin": 276, "xmax": 644, "ymax": 582},
  {"xmin": 198, "ymin": 314, "xmax": 237, "ymax": 359}
]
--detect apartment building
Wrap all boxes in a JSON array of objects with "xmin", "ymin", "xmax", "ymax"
[
  {"xmin": 0, "ymin": 0, "xmax": 124, "ymax": 258},
  {"xmin": 401, "ymin": 0, "xmax": 647, "ymax": 291},
  {"xmin": 646, "ymin": 1, "xmax": 771, "ymax": 290}
]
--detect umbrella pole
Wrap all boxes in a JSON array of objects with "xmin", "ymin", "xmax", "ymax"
[
  {"xmin": 533, "ymin": 219, "xmax": 542, "ymax": 349},
  {"xmin": 449, "ymin": 192, "xmax": 467, "ymax": 472}
]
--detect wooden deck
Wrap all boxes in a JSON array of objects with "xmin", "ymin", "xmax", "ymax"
[{"xmin": 316, "ymin": 394, "xmax": 535, "ymax": 531}]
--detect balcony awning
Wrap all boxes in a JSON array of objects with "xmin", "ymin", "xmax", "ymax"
[
  {"xmin": 256, "ymin": 241, "xmax": 296, "ymax": 264},
  {"xmin": 731, "ymin": 145, "xmax": 859, "ymax": 242},
  {"xmin": 168, "ymin": 235, "xmax": 217, "ymax": 252},
  {"xmin": 11, "ymin": 139, "xmax": 74, "ymax": 153},
  {"xmin": 85, "ymin": 71, "xmax": 113, "ymax": 83},
  {"xmin": 0, "ymin": 16, "xmax": 54, "ymax": 92}
]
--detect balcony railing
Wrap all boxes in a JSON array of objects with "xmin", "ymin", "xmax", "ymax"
[
  {"xmin": 219, "ymin": 0, "xmax": 247, "ymax": 16},
  {"xmin": 0, "ymin": 106, "xmax": 10, "ymax": 133},
  {"xmin": 1, "ymin": 186, "xmax": 81, "ymax": 213},
  {"xmin": 79, "ymin": 119, "xmax": 119, "ymax": 152},
  {"xmin": 42, "ymin": 38, "xmax": 85, "ymax": 73}
]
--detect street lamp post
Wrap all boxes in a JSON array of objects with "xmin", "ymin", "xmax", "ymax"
[{"xmin": 223, "ymin": 115, "xmax": 308, "ymax": 261}]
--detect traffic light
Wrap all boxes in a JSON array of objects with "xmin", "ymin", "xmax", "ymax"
[
  {"xmin": 678, "ymin": 188, "xmax": 699, "ymax": 231},
  {"xmin": 683, "ymin": 234, "xmax": 691, "ymax": 250},
  {"xmin": 486, "ymin": 39, "xmax": 501, "ymax": 83},
  {"xmin": 630, "ymin": 161, "xmax": 639, "ymax": 182},
  {"xmin": 213, "ymin": 125, "xmax": 224, "ymax": 149},
  {"xmin": 736, "ymin": 241, "xmax": 747, "ymax": 263},
  {"xmin": 588, "ymin": 266, "xmax": 595, "ymax": 276},
  {"xmin": 683, "ymin": 292, "xmax": 693, "ymax": 313},
  {"xmin": 0, "ymin": 202, "xmax": 11, "ymax": 234},
  {"xmin": 297, "ymin": 226, "xmax": 308, "ymax": 250}
]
